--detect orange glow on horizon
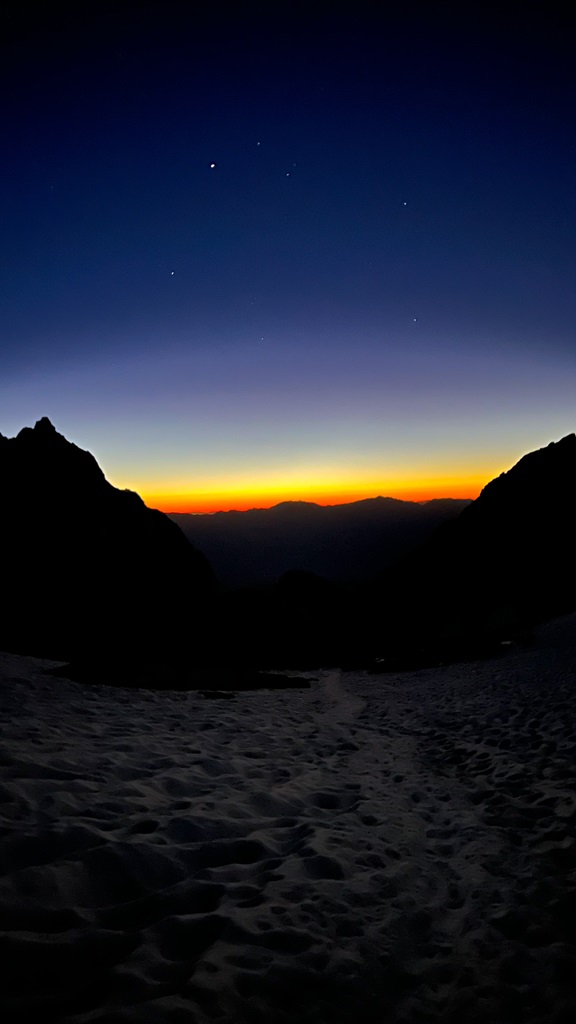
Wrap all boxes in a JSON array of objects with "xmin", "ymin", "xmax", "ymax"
[{"xmin": 141, "ymin": 476, "xmax": 486, "ymax": 514}]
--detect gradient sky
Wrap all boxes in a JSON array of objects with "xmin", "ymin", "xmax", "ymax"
[{"xmin": 1, "ymin": 1, "xmax": 574, "ymax": 511}]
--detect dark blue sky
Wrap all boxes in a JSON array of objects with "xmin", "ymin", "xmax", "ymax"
[{"xmin": 1, "ymin": 1, "xmax": 574, "ymax": 509}]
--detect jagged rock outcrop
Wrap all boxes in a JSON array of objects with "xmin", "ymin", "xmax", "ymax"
[{"xmin": 0, "ymin": 418, "xmax": 214, "ymax": 659}]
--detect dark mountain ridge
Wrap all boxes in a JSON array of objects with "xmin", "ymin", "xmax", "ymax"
[
  {"xmin": 0, "ymin": 418, "xmax": 213, "ymax": 659},
  {"xmin": 170, "ymin": 495, "xmax": 471, "ymax": 588},
  {"xmin": 370, "ymin": 433, "xmax": 576, "ymax": 659}
]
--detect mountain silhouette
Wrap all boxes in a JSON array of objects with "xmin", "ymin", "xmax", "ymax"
[
  {"xmin": 0, "ymin": 418, "xmax": 213, "ymax": 659},
  {"xmin": 170, "ymin": 496, "xmax": 471, "ymax": 587},
  {"xmin": 2, "ymin": 421, "xmax": 573, "ymax": 670},
  {"xmin": 370, "ymin": 433, "xmax": 576, "ymax": 659}
]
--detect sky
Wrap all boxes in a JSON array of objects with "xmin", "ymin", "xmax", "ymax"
[{"xmin": 1, "ymin": 0, "xmax": 574, "ymax": 512}]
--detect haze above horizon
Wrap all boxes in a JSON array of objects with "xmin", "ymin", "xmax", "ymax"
[{"xmin": 1, "ymin": 2, "xmax": 574, "ymax": 511}]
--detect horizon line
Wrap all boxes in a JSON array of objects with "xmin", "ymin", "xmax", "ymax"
[{"xmin": 144, "ymin": 486, "xmax": 480, "ymax": 515}]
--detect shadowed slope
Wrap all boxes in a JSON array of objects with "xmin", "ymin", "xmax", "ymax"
[
  {"xmin": 372, "ymin": 434, "xmax": 576, "ymax": 656},
  {"xmin": 0, "ymin": 418, "xmax": 214, "ymax": 659}
]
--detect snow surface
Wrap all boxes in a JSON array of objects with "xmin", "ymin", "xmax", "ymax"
[{"xmin": 2, "ymin": 616, "xmax": 576, "ymax": 1023}]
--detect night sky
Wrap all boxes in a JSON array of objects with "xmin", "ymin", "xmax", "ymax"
[{"xmin": 1, "ymin": 1, "xmax": 574, "ymax": 511}]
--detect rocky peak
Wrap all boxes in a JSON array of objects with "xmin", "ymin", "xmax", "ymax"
[{"xmin": 0, "ymin": 419, "xmax": 214, "ymax": 660}]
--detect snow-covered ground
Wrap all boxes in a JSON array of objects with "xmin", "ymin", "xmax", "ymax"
[{"xmin": 2, "ymin": 616, "xmax": 576, "ymax": 1023}]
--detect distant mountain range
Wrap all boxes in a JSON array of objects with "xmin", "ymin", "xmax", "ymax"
[{"xmin": 169, "ymin": 497, "xmax": 471, "ymax": 587}]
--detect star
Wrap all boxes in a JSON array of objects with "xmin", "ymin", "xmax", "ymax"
[
  {"xmin": 210, "ymin": 163, "xmax": 216, "ymax": 169},
  {"xmin": 171, "ymin": 271, "xmax": 175, "ymax": 276}
]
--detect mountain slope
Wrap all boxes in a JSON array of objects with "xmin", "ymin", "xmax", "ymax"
[
  {"xmin": 372, "ymin": 434, "xmax": 576, "ymax": 653},
  {"xmin": 0, "ymin": 418, "xmax": 213, "ymax": 659}
]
